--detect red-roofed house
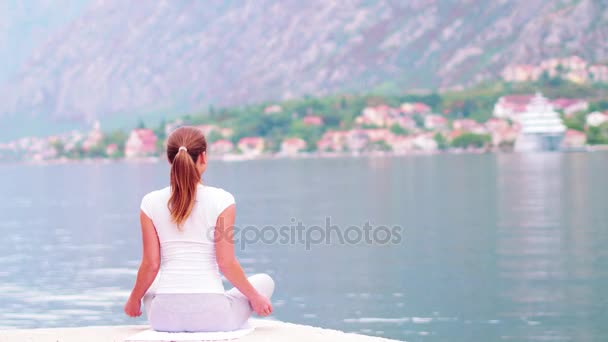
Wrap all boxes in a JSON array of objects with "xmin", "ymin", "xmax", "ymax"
[
  {"xmin": 264, "ymin": 105, "xmax": 282, "ymax": 114},
  {"xmin": 485, "ymin": 118, "xmax": 510, "ymax": 132},
  {"xmin": 424, "ymin": 115, "xmax": 448, "ymax": 130},
  {"xmin": 356, "ymin": 105, "xmax": 398, "ymax": 127},
  {"xmin": 210, "ymin": 139, "xmax": 234, "ymax": 155},
  {"xmin": 363, "ymin": 129, "xmax": 394, "ymax": 142},
  {"xmin": 394, "ymin": 116, "xmax": 418, "ymax": 131},
  {"xmin": 590, "ymin": 65, "xmax": 608, "ymax": 83},
  {"xmin": 280, "ymin": 138, "xmax": 307, "ymax": 156},
  {"xmin": 105, "ymin": 144, "xmax": 119, "ymax": 157},
  {"xmin": 317, "ymin": 130, "xmax": 348, "ymax": 152},
  {"xmin": 303, "ymin": 115, "xmax": 324, "ymax": 126},
  {"xmin": 388, "ymin": 136, "xmax": 415, "ymax": 154},
  {"xmin": 220, "ymin": 128, "xmax": 234, "ymax": 138},
  {"xmin": 551, "ymin": 98, "xmax": 588, "ymax": 116},
  {"xmin": 501, "ymin": 64, "xmax": 541, "ymax": 82},
  {"xmin": 566, "ymin": 69, "xmax": 589, "ymax": 84},
  {"xmin": 493, "ymin": 95, "xmax": 535, "ymax": 119},
  {"xmin": 491, "ymin": 127, "xmax": 518, "ymax": 147},
  {"xmin": 540, "ymin": 58, "xmax": 561, "ymax": 76},
  {"xmin": 562, "ymin": 129, "xmax": 587, "ymax": 149},
  {"xmin": 342, "ymin": 128, "xmax": 396, "ymax": 151},
  {"xmin": 165, "ymin": 119, "xmax": 184, "ymax": 136},
  {"xmin": 452, "ymin": 119, "xmax": 486, "ymax": 133},
  {"xmin": 316, "ymin": 139, "xmax": 333, "ymax": 152},
  {"xmin": 195, "ymin": 125, "xmax": 220, "ymax": 136},
  {"xmin": 448, "ymin": 130, "xmax": 463, "ymax": 142},
  {"xmin": 561, "ymin": 56, "xmax": 587, "ymax": 71},
  {"xmin": 82, "ymin": 121, "xmax": 104, "ymax": 152},
  {"xmin": 237, "ymin": 137, "xmax": 265, "ymax": 156},
  {"xmin": 347, "ymin": 130, "xmax": 370, "ymax": 152},
  {"xmin": 125, "ymin": 129, "xmax": 158, "ymax": 158},
  {"xmin": 316, "ymin": 138, "xmax": 332, "ymax": 152},
  {"xmin": 400, "ymin": 102, "xmax": 431, "ymax": 115},
  {"xmin": 413, "ymin": 133, "xmax": 438, "ymax": 151},
  {"xmin": 540, "ymin": 56, "xmax": 588, "ymax": 77}
]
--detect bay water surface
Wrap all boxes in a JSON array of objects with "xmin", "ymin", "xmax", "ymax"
[{"xmin": 0, "ymin": 153, "xmax": 607, "ymax": 341}]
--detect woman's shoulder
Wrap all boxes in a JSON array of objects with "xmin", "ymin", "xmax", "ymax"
[
  {"xmin": 140, "ymin": 187, "xmax": 170, "ymax": 217},
  {"xmin": 142, "ymin": 186, "xmax": 171, "ymax": 201},
  {"xmin": 201, "ymin": 184, "xmax": 233, "ymax": 197},
  {"xmin": 200, "ymin": 185, "xmax": 235, "ymax": 204}
]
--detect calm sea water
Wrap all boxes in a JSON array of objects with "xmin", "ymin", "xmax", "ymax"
[{"xmin": 0, "ymin": 153, "xmax": 607, "ymax": 341}]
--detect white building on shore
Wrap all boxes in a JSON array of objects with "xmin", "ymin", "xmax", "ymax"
[{"xmin": 514, "ymin": 93, "xmax": 566, "ymax": 152}]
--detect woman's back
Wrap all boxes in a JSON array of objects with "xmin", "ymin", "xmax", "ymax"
[
  {"xmin": 125, "ymin": 126, "xmax": 273, "ymax": 332},
  {"xmin": 141, "ymin": 184, "xmax": 235, "ymax": 294}
]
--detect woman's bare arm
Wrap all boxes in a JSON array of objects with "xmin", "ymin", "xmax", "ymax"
[
  {"xmin": 126, "ymin": 210, "xmax": 160, "ymax": 315},
  {"xmin": 215, "ymin": 205, "xmax": 258, "ymax": 298},
  {"xmin": 215, "ymin": 204, "xmax": 272, "ymax": 316}
]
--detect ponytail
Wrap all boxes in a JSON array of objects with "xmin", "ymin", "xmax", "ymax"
[{"xmin": 166, "ymin": 127, "xmax": 207, "ymax": 229}]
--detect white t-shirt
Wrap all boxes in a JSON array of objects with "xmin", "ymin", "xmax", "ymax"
[{"xmin": 140, "ymin": 184, "xmax": 235, "ymax": 294}]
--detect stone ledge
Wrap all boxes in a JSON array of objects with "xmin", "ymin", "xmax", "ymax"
[{"xmin": 0, "ymin": 319, "xmax": 398, "ymax": 342}]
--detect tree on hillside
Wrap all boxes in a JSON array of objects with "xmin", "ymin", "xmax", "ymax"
[
  {"xmin": 51, "ymin": 141, "xmax": 65, "ymax": 156},
  {"xmin": 369, "ymin": 140, "xmax": 391, "ymax": 152},
  {"xmin": 390, "ymin": 123, "xmax": 408, "ymax": 136},
  {"xmin": 206, "ymin": 130, "xmax": 223, "ymax": 144},
  {"xmin": 450, "ymin": 133, "xmax": 491, "ymax": 149},
  {"xmin": 155, "ymin": 119, "xmax": 167, "ymax": 140},
  {"xmin": 434, "ymin": 132, "xmax": 448, "ymax": 150},
  {"xmin": 562, "ymin": 112, "xmax": 586, "ymax": 131},
  {"xmin": 321, "ymin": 112, "xmax": 343, "ymax": 128},
  {"xmin": 589, "ymin": 100, "xmax": 608, "ymax": 112},
  {"xmin": 587, "ymin": 122, "xmax": 608, "ymax": 145},
  {"xmin": 87, "ymin": 144, "xmax": 107, "ymax": 158},
  {"xmin": 340, "ymin": 97, "xmax": 348, "ymax": 110},
  {"xmin": 412, "ymin": 114, "xmax": 424, "ymax": 128},
  {"xmin": 288, "ymin": 121, "xmax": 323, "ymax": 150},
  {"xmin": 104, "ymin": 130, "xmax": 129, "ymax": 155}
]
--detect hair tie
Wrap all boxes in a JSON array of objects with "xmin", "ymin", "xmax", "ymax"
[{"xmin": 179, "ymin": 146, "xmax": 188, "ymax": 152}]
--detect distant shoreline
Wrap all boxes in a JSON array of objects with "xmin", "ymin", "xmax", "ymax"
[{"xmin": 4, "ymin": 146, "xmax": 608, "ymax": 167}]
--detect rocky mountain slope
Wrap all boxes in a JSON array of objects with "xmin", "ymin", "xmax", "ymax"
[
  {"xmin": 0, "ymin": 0, "xmax": 89, "ymax": 83},
  {"xmin": 0, "ymin": 0, "xmax": 606, "ymax": 131}
]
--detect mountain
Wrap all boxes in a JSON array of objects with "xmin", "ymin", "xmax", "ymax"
[
  {"xmin": 0, "ymin": 0, "xmax": 606, "ymax": 138},
  {"xmin": 0, "ymin": 0, "xmax": 90, "ymax": 83}
]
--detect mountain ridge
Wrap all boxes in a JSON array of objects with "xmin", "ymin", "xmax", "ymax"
[{"xmin": 0, "ymin": 0, "xmax": 606, "ymax": 136}]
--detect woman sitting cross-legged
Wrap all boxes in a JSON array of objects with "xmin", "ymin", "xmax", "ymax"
[{"xmin": 124, "ymin": 126, "xmax": 274, "ymax": 332}]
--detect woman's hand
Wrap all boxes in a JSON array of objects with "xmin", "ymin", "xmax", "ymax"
[
  {"xmin": 249, "ymin": 293, "xmax": 273, "ymax": 317},
  {"xmin": 124, "ymin": 295, "xmax": 142, "ymax": 317}
]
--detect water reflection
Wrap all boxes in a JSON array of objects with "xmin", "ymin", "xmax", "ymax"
[{"xmin": 496, "ymin": 153, "xmax": 603, "ymax": 341}]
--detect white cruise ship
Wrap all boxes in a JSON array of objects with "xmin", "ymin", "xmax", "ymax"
[{"xmin": 514, "ymin": 92, "xmax": 566, "ymax": 152}]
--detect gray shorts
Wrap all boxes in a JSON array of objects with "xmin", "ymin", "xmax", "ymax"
[{"xmin": 143, "ymin": 273, "xmax": 275, "ymax": 332}]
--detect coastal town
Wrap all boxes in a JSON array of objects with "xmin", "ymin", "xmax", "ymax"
[
  {"xmin": 1, "ymin": 56, "xmax": 608, "ymax": 163},
  {"xmin": 501, "ymin": 55, "xmax": 608, "ymax": 84}
]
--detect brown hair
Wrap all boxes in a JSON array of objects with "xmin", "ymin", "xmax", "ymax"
[{"xmin": 166, "ymin": 126, "xmax": 207, "ymax": 228}]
